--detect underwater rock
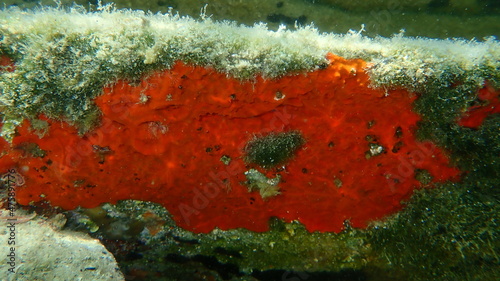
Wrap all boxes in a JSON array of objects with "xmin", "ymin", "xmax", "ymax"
[{"xmin": 0, "ymin": 212, "xmax": 124, "ymax": 280}]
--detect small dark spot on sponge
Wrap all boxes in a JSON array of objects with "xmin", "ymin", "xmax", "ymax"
[{"xmin": 244, "ymin": 131, "xmax": 305, "ymax": 169}]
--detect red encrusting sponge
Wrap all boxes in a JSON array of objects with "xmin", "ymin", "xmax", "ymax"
[
  {"xmin": 0, "ymin": 54, "xmax": 462, "ymax": 233},
  {"xmin": 458, "ymin": 82, "xmax": 500, "ymax": 128}
]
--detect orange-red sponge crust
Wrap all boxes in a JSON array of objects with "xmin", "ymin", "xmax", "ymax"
[
  {"xmin": 3, "ymin": 54, "xmax": 460, "ymax": 233},
  {"xmin": 458, "ymin": 82, "xmax": 500, "ymax": 128}
]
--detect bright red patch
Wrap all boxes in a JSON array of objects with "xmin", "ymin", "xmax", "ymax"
[
  {"xmin": 458, "ymin": 82, "xmax": 500, "ymax": 128},
  {"xmin": 0, "ymin": 54, "xmax": 460, "ymax": 233}
]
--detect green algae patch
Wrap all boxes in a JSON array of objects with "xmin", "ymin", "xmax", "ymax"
[
  {"xmin": 244, "ymin": 131, "xmax": 305, "ymax": 169},
  {"xmin": 368, "ymin": 179, "xmax": 500, "ymax": 281}
]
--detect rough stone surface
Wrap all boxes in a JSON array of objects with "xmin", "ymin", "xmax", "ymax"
[{"xmin": 0, "ymin": 213, "xmax": 124, "ymax": 281}]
